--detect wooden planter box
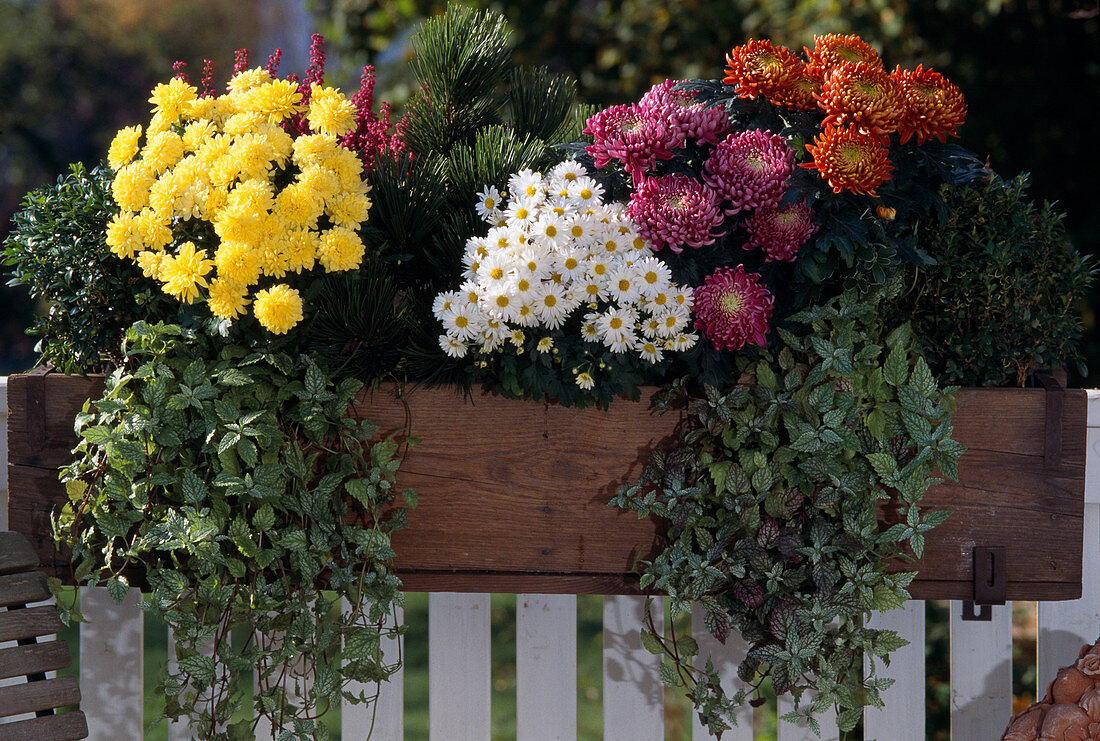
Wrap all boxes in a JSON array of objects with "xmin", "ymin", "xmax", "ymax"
[{"xmin": 5, "ymin": 373, "xmax": 1087, "ymax": 600}]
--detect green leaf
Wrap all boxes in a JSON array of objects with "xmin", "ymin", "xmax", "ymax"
[
  {"xmin": 884, "ymin": 345, "xmax": 909, "ymax": 388},
  {"xmin": 658, "ymin": 661, "xmax": 681, "ymax": 687},
  {"xmin": 640, "ymin": 629, "xmax": 664, "ymax": 655},
  {"xmin": 107, "ymin": 575, "xmax": 129, "ymax": 603},
  {"xmin": 253, "ymin": 503, "xmax": 276, "ymax": 532}
]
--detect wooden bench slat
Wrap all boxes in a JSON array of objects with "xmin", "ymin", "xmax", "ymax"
[
  {"xmin": 0, "ymin": 676, "xmax": 81, "ymax": 718},
  {"xmin": 0, "ymin": 640, "xmax": 72, "ymax": 680},
  {"xmin": 0, "ymin": 571, "xmax": 50, "ymax": 608},
  {"xmin": 0, "ymin": 532, "xmax": 39, "ymax": 575},
  {"xmin": 0, "ymin": 605, "xmax": 64, "ymax": 642},
  {"xmin": 0, "ymin": 710, "xmax": 88, "ymax": 741}
]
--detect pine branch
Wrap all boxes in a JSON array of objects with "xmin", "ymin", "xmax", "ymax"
[{"xmin": 506, "ymin": 66, "xmax": 577, "ymax": 142}]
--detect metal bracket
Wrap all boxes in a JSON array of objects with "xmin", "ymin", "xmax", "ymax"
[
  {"xmin": 961, "ymin": 546, "xmax": 1006, "ymax": 621},
  {"xmin": 1035, "ymin": 371, "xmax": 1064, "ymax": 470}
]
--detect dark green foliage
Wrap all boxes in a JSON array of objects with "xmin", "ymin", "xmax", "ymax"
[
  {"xmin": 506, "ymin": 66, "xmax": 578, "ymax": 141},
  {"xmin": 611, "ymin": 290, "xmax": 963, "ymax": 735},
  {"xmin": 54, "ymin": 322, "xmax": 414, "ymax": 740},
  {"xmin": 895, "ymin": 174, "xmax": 1094, "ymax": 386},
  {"xmin": 2, "ymin": 163, "xmax": 171, "ymax": 372}
]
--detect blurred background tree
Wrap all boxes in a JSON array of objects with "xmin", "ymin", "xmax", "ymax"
[{"xmin": 3, "ymin": 0, "xmax": 1097, "ymax": 384}]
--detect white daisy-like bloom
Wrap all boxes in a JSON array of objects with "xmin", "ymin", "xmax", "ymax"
[
  {"xmin": 634, "ymin": 256, "xmax": 672, "ymax": 299},
  {"xmin": 655, "ymin": 307, "xmax": 691, "ymax": 339},
  {"xmin": 530, "ymin": 213, "xmax": 566, "ymax": 249},
  {"xmin": 644, "ymin": 290, "xmax": 674, "ymax": 312},
  {"xmin": 568, "ymin": 176, "xmax": 604, "ymax": 208},
  {"xmin": 514, "ymin": 302, "xmax": 540, "ymax": 327},
  {"xmin": 605, "ymin": 264, "xmax": 642, "ymax": 305},
  {"xmin": 508, "ymin": 168, "xmax": 542, "ymax": 197},
  {"xmin": 585, "ymin": 256, "xmax": 612, "ymax": 284},
  {"xmin": 536, "ymin": 337, "xmax": 554, "ymax": 354},
  {"xmin": 604, "ymin": 328, "xmax": 636, "ymax": 354},
  {"xmin": 486, "ymin": 225, "xmax": 520, "ymax": 253},
  {"xmin": 459, "ymin": 280, "xmax": 482, "ymax": 308},
  {"xmin": 441, "ymin": 305, "xmax": 482, "ymax": 341},
  {"xmin": 475, "ymin": 185, "xmax": 502, "ymax": 223},
  {"xmin": 555, "ymin": 246, "xmax": 586, "ymax": 283},
  {"xmin": 510, "ymin": 272, "xmax": 538, "ymax": 299},
  {"xmin": 550, "ymin": 158, "xmax": 588, "ymax": 183},
  {"xmin": 476, "ymin": 251, "xmax": 514, "ymax": 289},
  {"xmin": 628, "ymin": 232, "xmax": 651, "ymax": 254},
  {"xmin": 479, "ymin": 286, "xmax": 521, "ymax": 322},
  {"xmin": 641, "ymin": 316, "xmax": 662, "ymax": 339},
  {"xmin": 673, "ymin": 332, "xmax": 698, "ymax": 351},
  {"xmin": 637, "ymin": 340, "xmax": 664, "ymax": 364},
  {"xmin": 580, "ymin": 316, "xmax": 601, "ymax": 343},
  {"xmin": 672, "ymin": 288, "xmax": 695, "ymax": 311},
  {"xmin": 595, "ymin": 307, "xmax": 635, "ymax": 352},
  {"xmin": 439, "ymin": 335, "xmax": 469, "ymax": 358},
  {"xmin": 578, "ymin": 276, "xmax": 605, "ymax": 304},
  {"xmin": 532, "ymin": 282, "xmax": 570, "ymax": 329},
  {"xmin": 481, "ymin": 317, "xmax": 507, "ymax": 346},
  {"xmin": 509, "ymin": 329, "xmax": 526, "ymax": 347},
  {"xmin": 432, "ymin": 290, "xmax": 464, "ymax": 319},
  {"xmin": 575, "ymin": 371, "xmax": 595, "ymax": 390},
  {"xmin": 563, "ymin": 214, "xmax": 597, "ymax": 246},
  {"xmin": 513, "ymin": 248, "xmax": 550, "ymax": 281}
]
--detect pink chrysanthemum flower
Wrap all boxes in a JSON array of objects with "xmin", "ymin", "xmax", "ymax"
[
  {"xmin": 584, "ymin": 104, "xmax": 677, "ymax": 187},
  {"xmin": 744, "ymin": 201, "xmax": 818, "ymax": 262},
  {"xmin": 703, "ymin": 129, "xmax": 796, "ymax": 214},
  {"xmin": 692, "ymin": 265, "xmax": 774, "ymax": 350},
  {"xmin": 626, "ymin": 174, "xmax": 725, "ymax": 253},
  {"xmin": 639, "ymin": 80, "xmax": 729, "ymax": 147}
]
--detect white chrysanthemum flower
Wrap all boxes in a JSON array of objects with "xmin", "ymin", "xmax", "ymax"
[
  {"xmin": 486, "ymin": 225, "xmax": 522, "ymax": 253},
  {"xmin": 459, "ymin": 280, "xmax": 482, "ymax": 307},
  {"xmin": 641, "ymin": 316, "xmax": 662, "ymax": 339},
  {"xmin": 505, "ymin": 197, "xmax": 540, "ymax": 228},
  {"xmin": 440, "ymin": 335, "xmax": 469, "ymax": 358},
  {"xmin": 461, "ymin": 249, "xmax": 482, "ymax": 282},
  {"xmin": 433, "ymin": 290, "xmax": 465, "ymax": 319},
  {"xmin": 530, "ymin": 213, "xmax": 566, "ymax": 249},
  {"xmin": 481, "ymin": 317, "xmax": 507, "ymax": 346},
  {"xmin": 442, "ymin": 305, "xmax": 482, "ymax": 341},
  {"xmin": 585, "ymin": 256, "xmax": 612, "ymax": 284},
  {"xmin": 509, "ymin": 329, "xmax": 526, "ymax": 347},
  {"xmin": 537, "ymin": 336, "xmax": 554, "ymax": 354},
  {"xmin": 550, "ymin": 159, "xmax": 587, "ymax": 184},
  {"xmin": 480, "ymin": 286, "xmax": 521, "ymax": 321},
  {"xmin": 672, "ymin": 288, "xmax": 694, "ymax": 311},
  {"xmin": 673, "ymin": 332, "xmax": 698, "ymax": 351},
  {"xmin": 606, "ymin": 264, "xmax": 642, "ymax": 305},
  {"xmin": 532, "ymin": 283, "xmax": 570, "ymax": 329},
  {"xmin": 580, "ymin": 315, "xmax": 601, "ymax": 343},
  {"xmin": 596, "ymin": 307, "xmax": 636, "ymax": 353},
  {"xmin": 509, "ymin": 272, "xmax": 538, "ymax": 299},
  {"xmin": 655, "ymin": 308, "xmax": 691, "ymax": 339},
  {"xmin": 567, "ymin": 176, "xmax": 604, "ymax": 208},
  {"xmin": 575, "ymin": 371, "xmax": 595, "ymax": 390},
  {"xmin": 475, "ymin": 185, "xmax": 502, "ymax": 223},
  {"xmin": 513, "ymin": 248, "xmax": 550, "ymax": 280},
  {"xmin": 508, "ymin": 168, "xmax": 542, "ymax": 197},
  {"xmin": 577, "ymin": 276, "xmax": 605, "ymax": 304},
  {"xmin": 564, "ymin": 215, "xmax": 597, "ymax": 245},
  {"xmin": 555, "ymin": 246, "xmax": 586, "ymax": 283},
  {"xmin": 477, "ymin": 251, "xmax": 514, "ymax": 288},
  {"xmin": 635, "ymin": 256, "xmax": 672, "ymax": 299},
  {"xmin": 637, "ymin": 340, "xmax": 664, "ymax": 364},
  {"xmin": 514, "ymin": 302, "xmax": 540, "ymax": 327}
]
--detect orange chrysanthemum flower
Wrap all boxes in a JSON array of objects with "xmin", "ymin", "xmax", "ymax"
[
  {"xmin": 771, "ymin": 61, "xmax": 821, "ymax": 111},
  {"xmin": 803, "ymin": 125, "xmax": 894, "ymax": 196},
  {"xmin": 892, "ymin": 64, "xmax": 968, "ymax": 145},
  {"xmin": 817, "ymin": 61, "xmax": 905, "ymax": 138},
  {"xmin": 804, "ymin": 33, "xmax": 883, "ymax": 77},
  {"xmin": 723, "ymin": 39, "xmax": 802, "ymax": 101}
]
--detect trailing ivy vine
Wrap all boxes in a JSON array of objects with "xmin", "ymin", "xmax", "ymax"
[
  {"xmin": 611, "ymin": 290, "xmax": 964, "ymax": 736},
  {"xmin": 54, "ymin": 322, "xmax": 414, "ymax": 741}
]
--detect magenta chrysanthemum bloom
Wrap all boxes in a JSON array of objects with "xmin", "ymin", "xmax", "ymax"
[
  {"xmin": 692, "ymin": 264, "xmax": 774, "ymax": 350},
  {"xmin": 639, "ymin": 80, "xmax": 730, "ymax": 147},
  {"xmin": 584, "ymin": 104, "xmax": 677, "ymax": 187},
  {"xmin": 703, "ymin": 129, "xmax": 796, "ymax": 214},
  {"xmin": 744, "ymin": 201, "xmax": 819, "ymax": 262},
  {"xmin": 626, "ymin": 174, "xmax": 725, "ymax": 253}
]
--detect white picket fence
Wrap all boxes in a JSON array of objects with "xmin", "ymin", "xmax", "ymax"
[{"xmin": 3, "ymin": 377, "xmax": 1100, "ymax": 740}]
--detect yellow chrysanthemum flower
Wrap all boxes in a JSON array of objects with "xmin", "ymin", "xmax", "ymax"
[
  {"xmin": 253, "ymin": 284, "xmax": 303, "ymax": 334},
  {"xmin": 214, "ymin": 240, "xmax": 263, "ymax": 288},
  {"xmin": 227, "ymin": 68, "xmax": 273, "ymax": 95},
  {"xmin": 147, "ymin": 173, "xmax": 181, "ymax": 216},
  {"xmin": 142, "ymin": 131, "xmax": 186, "ymax": 174},
  {"xmin": 274, "ymin": 182, "xmax": 324, "ymax": 229},
  {"xmin": 149, "ymin": 77, "xmax": 198, "ymax": 119},
  {"xmin": 108, "ymin": 125, "xmax": 143, "ymax": 170},
  {"xmin": 223, "ymin": 111, "xmax": 267, "ymax": 137},
  {"xmin": 298, "ymin": 165, "xmax": 340, "ymax": 203},
  {"xmin": 159, "ymin": 241, "xmax": 214, "ymax": 303},
  {"xmin": 136, "ymin": 250, "xmax": 168, "ymax": 280},
  {"xmin": 184, "ymin": 96, "xmax": 219, "ymax": 122},
  {"xmin": 207, "ymin": 278, "xmax": 250, "ymax": 320},
  {"xmin": 242, "ymin": 79, "xmax": 303, "ymax": 123},
  {"xmin": 292, "ymin": 133, "xmax": 340, "ymax": 168},
  {"xmin": 253, "ymin": 122, "xmax": 295, "ymax": 165},
  {"xmin": 258, "ymin": 236, "xmax": 291, "ymax": 279},
  {"xmin": 182, "ymin": 120, "xmax": 217, "ymax": 152},
  {"xmin": 136, "ymin": 208, "xmax": 174, "ymax": 251},
  {"xmin": 307, "ymin": 84, "xmax": 357, "ymax": 137},
  {"xmin": 105, "ymin": 213, "xmax": 143, "ymax": 259},
  {"xmin": 316, "ymin": 226, "xmax": 365, "ymax": 272},
  {"xmin": 229, "ymin": 133, "xmax": 277, "ymax": 179},
  {"xmin": 112, "ymin": 164, "xmax": 155, "ymax": 212},
  {"xmin": 326, "ymin": 191, "xmax": 371, "ymax": 229},
  {"xmin": 327, "ymin": 147, "xmax": 365, "ymax": 190},
  {"xmin": 282, "ymin": 228, "xmax": 317, "ymax": 273}
]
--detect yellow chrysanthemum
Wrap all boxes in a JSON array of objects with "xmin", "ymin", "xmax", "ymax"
[
  {"xmin": 253, "ymin": 122, "xmax": 295, "ymax": 164},
  {"xmin": 136, "ymin": 250, "xmax": 168, "ymax": 280},
  {"xmin": 316, "ymin": 227, "xmax": 365, "ymax": 272},
  {"xmin": 274, "ymin": 182, "xmax": 324, "ymax": 228},
  {"xmin": 253, "ymin": 284, "xmax": 303, "ymax": 334},
  {"xmin": 182, "ymin": 120, "xmax": 217, "ymax": 152},
  {"xmin": 112, "ymin": 164, "xmax": 155, "ymax": 212},
  {"xmin": 307, "ymin": 84, "xmax": 357, "ymax": 137},
  {"xmin": 207, "ymin": 278, "xmax": 250, "ymax": 319},
  {"xmin": 135, "ymin": 208, "xmax": 174, "ymax": 252},
  {"xmin": 292, "ymin": 133, "xmax": 340, "ymax": 168},
  {"xmin": 105, "ymin": 213, "xmax": 143, "ymax": 259},
  {"xmin": 108, "ymin": 125, "xmax": 143, "ymax": 170},
  {"xmin": 159, "ymin": 242, "xmax": 214, "ymax": 303},
  {"xmin": 326, "ymin": 191, "xmax": 372, "ymax": 229},
  {"xmin": 223, "ymin": 112, "xmax": 267, "ymax": 137},
  {"xmin": 227, "ymin": 68, "xmax": 273, "ymax": 95},
  {"xmin": 149, "ymin": 77, "xmax": 198, "ymax": 119},
  {"xmin": 282, "ymin": 228, "xmax": 317, "ymax": 273},
  {"xmin": 242, "ymin": 79, "xmax": 303, "ymax": 123},
  {"xmin": 298, "ymin": 165, "xmax": 340, "ymax": 203},
  {"xmin": 258, "ymin": 235, "xmax": 291, "ymax": 279},
  {"xmin": 214, "ymin": 240, "xmax": 263, "ymax": 288},
  {"xmin": 327, "ymin": 147, "xmax": 365, "ymax": 190},
  {"xmin": 147, "ymin": 173, "xmax": 182, "ymax": 216},
  {"xmin": 201, "ymin": 184, "xmax": 229, "ymax": 220},
  {"xmin": 213, "ymin": 203, "xmax": 264, "ymax": 244},
  {"xmin": 141, "ymin": 131, "xmax": 187, "ymax": 174},
  {"xmin": 229, "ymin": 133, "xmax": 277, "ymax": 179},
  {"xmin": 184, "ymin": 96, "xmax": 219, "ymax": 122}
]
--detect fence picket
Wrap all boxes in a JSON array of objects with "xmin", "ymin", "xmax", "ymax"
[
  {"xmin": 864, "ymin": 602, "xmax": 925, "ymax": 740},
  {"xmin": 776, "ymin": 693, "xmax": 839, "ymax": 741},
  {"xmin": 254, "ymin": 627, "xmax": 315, "ymax": 740},
  {"xmin": 428, "ymin": 593, "xmax": 491, "ymax": 739},
  {"xmin": 602, "ymin": 595, "xmax": 664, "ymax": 740},
  {"xmin": 949, "ymin": 601, "xmax": 1013, "ymax": 737},
  {"xmin": 166, "ymin": 627, "xmax": 218, "ymax": 741},
  {"xmin": 342, "ymin": 601, "xmax": 404, "ymax": 740},
  {"xmin": 516, "ymin": 593, "xmax": 576, "ymax": 741},
  {"xmin": 690, "ymin": 602, "xmax": 752, "ymax": 740},
  {"xmin": 80, "ymin": 586, "xmax": 143, "ymax": 741},
  {"xmin": 1, "ymin": 376, "xmax": 8, "ymax": 531}
]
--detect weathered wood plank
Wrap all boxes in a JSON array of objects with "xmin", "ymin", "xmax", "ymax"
[
  {"xmin": 0, "ymin": 531, "xmax": 38, "ymax": 575},
  {"xmin": 0, "ymin": 710, "xmax": 89, "ymax": 741},
  {"xmin": 5, "ymin": 374, "xmax": 104, "ymax": 469},
  {"xmin": 0, "ymin": 571, "xmax": 50, "ymax": 607},
  {"xmin": 0, "ymin": 640, "xmax": 72, "ymax": 681},
  {"xmin": 6, "ymin": 376, "xmax": 1087, "ymax": 600},
  {"xmin": 0, "ymin": 676, "xmax": 81, "ymax": 717},
  {"xmin": 0, "ymin": 605, "xmax": 64, "ymax": 642}
]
